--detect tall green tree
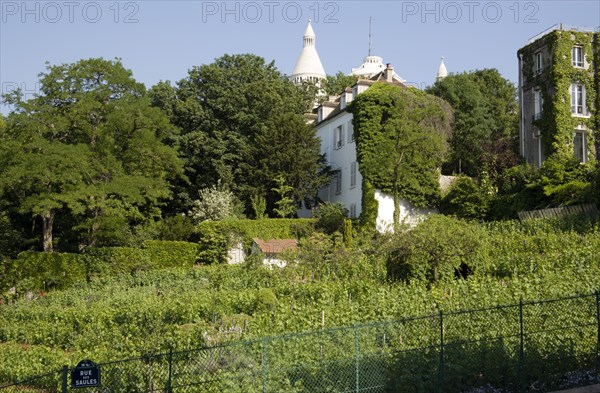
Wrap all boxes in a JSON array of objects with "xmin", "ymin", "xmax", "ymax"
[
  {"xmin": 323, "ymin": 72, "xmax": 359, "ymax": 96},
  {"xmin": 1, "ymin": 58, "xmax": 183, "ymax": 251},
  {"xmin": 150, "ymin": 54, "xmax": 330, "ymax": 216},
  {"xmin": 349, "ymin": 83, "xmax": 452, "ymax": 229},
  {"xmin": 426, "ymin": 69, "xmax": 519, "ymax": 179}
]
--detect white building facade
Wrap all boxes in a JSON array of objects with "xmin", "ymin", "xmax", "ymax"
[{"xmin": 294, "ymin": 22, "xmax": 441, "ymax": 230}]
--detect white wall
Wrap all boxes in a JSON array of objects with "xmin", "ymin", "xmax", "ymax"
[
  {"xmin": 374, "ymin": 190, "xmax": 438, "ymax": 232},
  {"xmin": 316, "ymin": 111, "xmax": 362, "ymax": 218}
]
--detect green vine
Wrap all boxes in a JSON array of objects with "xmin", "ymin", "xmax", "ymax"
[
  {"xmin": 349, "ymin": 83, "xmax": 452, "ymax": 229},
  {"xmin": 520, "ymin": 30, "xmax": 598, "ymax": 165},
  {"xmin": 359, "ymin": 178, "xmax": 378, "ymax": 232}
]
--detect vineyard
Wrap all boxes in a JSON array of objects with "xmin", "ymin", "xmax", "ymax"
[{"xmin": 1, "ymin": 216, "xmax": 600, "ymax": 391}]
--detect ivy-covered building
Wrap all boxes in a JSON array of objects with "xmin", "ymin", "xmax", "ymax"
[
  {"xmin": 292, "ymin": 21, "xmax": 448, "ymax": 231},
  {"xmin": 518, "ymin": 24, "xmax": 599, "ymax": 167}
]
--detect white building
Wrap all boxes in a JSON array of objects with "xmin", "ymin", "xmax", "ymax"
[
  {"xmin": 313, "ymin": 64, "xmax": 436, "ymax": 231},
  {"xmin": 292, "ymin": 22, "xmax": 440, "ymax": 231}
]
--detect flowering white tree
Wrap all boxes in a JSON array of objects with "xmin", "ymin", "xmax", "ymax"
[{"xmin": 188, "ymin": 186, "xmax": 235, "ymax": 223}]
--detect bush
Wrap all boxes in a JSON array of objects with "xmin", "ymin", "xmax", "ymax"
[
  {"xmin": 255, "ymin": 288, "xmax": 278, "ymax": 312},
  {"xmin": 14, "ymin": 251, "xmax": 87, "ymax": 292},
  {"xmin": 152, "ymin": 215, "xmax": 198, "ymax": 242},
  {"xmin": 440, "ymin": 176, "xmax": 489, "ymax": 220},
  {"xmin": 189, "ymin": 186, "xmax": 237, "ymax": 223},
  {"xmin": 385, "ymin": 215, "xmax": 481, "ymax": 284},
  {"xmin": 313, "ymin": 203, "xmax": 348, "ymax": 234}
]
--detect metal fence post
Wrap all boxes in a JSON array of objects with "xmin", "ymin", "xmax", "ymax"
[
  {"xmin": 595, "ymin": 289, "xmax": 600, "ymax": 382},
  {"xmin": 518, "ymin": 300, "xmax": 525, "ymax": 392},
  {"xmin": 262, "ymin": 337, "xmax": 268, "ymax": 393},
  {"xmin": 167, "ymin": 347, "xmax": 173, "ymax": 393},
  {"xmin": 61, "ymin": 365, "xmax": 68, "ymax": 393},
  {"xmin": 439, "ymin": 311, "xmax": 444, "ymax": 393},
  {"xmin": 355, "ymin": 325, "xmax": 360, "ymax": 393}
]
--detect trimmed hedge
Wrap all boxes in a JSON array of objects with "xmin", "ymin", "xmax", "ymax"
[
  {"xmin": 142, "ymin": 240, "xmax": 199, "ymax": 268},
  {"xmin": 13, "ymin": 251, "xmax": 87, "ymax": 292},
  {"xmin": 198, "ymin": 219, "xmax": 315, "ymax": 241},
  {"xmin": 4, "ymin": 241, "xmax": 200, "ymax": 293}
]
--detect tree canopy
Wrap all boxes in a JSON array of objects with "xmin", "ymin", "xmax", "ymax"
[
  {"xmin": 349, "ymin": 83, "xmax": 452, "ymax": 228},
  {"xmin": 0, "ymin": 58, "xmax": 183, "ymax": 251},
  {"xmin": 150, "ymin": 54, "xmax": 330, "ymax": 217},
  {"xmin": 323, "ymin": 72, "xmax": 359, "ymax": 96},
  {"xmin": 426, "ymin": 69, "xmax": 520, "ymax": 179}
]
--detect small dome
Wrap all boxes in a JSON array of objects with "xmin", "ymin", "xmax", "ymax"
[
  {"xmin": 436, "ymin": 57, "xmax": 448, "ymax": 81},
  {"xmin": 350, "ymin": 55, "xmax": 405, "ymax": 82},
  {"xmin": 351, "ymin": 55, "xmax": 386, "ymax": 77}
]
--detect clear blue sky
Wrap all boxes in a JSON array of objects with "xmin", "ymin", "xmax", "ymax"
[{"xmin": 1, "ymin": 1, "xmax": 599, "ymax": 114}]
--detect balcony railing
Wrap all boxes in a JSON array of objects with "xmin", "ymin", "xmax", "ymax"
[{"xmin": 527, "ymin": 23, "xmax": 598, "ymax": 44}]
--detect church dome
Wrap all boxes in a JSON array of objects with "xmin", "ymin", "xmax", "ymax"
[
  {"xmin": 291, "ymin": 21, "xmax": 326, "ymax": 84},
  {"xmin": 351, "ymin": 55, "xmax": 386, "ymax": 78},
  {"xmin": 351, "ymin": 55, "xmax": 405, "ymax": 82}
]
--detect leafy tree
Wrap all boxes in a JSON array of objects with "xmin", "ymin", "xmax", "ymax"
[
  {"xmin": 349, "ymin": 83, "xmax": 452, "ymax": 229},
  {"xmin": 1, "ymin": 58, "xmax": 183, "ymax": 251},
  {"xmin": 251, "ymin": 113, "xmax": 331, "ymax": 213},
  {"xmin": 0, "ymin": 210, "xmax": 22, "ymax": 260},
  {"xmin": 271, "ymin": 176, "xmax": 296, "ymax": 218},
  {"xmin": 426, "ymin": 69, "xmax": 520, "ymax": 179},
  {"xmin": 440, "ymin": 176, "xmax": 489, "ymax": 220},
  {"xmin": 323, "ymin": 72, "xmax": 358, "ymax": 96},
  {"xmin": 488, "ymin": 163, "xmax": 545, "ymax": 219},
  {"xmin": 251, "ymin": 195, "xmax": 267, "ymax": 219},
  {"xmin": 189, "ymin": 186, "xmax": 237, "ymax": 223},
  {"xmin": 150, "ymin": 54, "xmax": 329, "ymax": 216},
  {"xmin": 385, "ymin": 215, "xmax": 480, "ymax": 284},
  {"xmin": 0, "ymin": 135, "xmax": 93, "ymax": 252}
]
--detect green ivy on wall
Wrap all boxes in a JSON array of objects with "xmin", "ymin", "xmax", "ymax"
[
  {"xmin": 522, "ymin": 30, "xmax": 598, "ymax": 165},
  {"xmin": 348, "ymin": 83, "xmax": 452, "ymax": 229}
]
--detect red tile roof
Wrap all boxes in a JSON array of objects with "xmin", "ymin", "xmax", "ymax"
[{"xmin": 252, "ymin": 238, "xmax": 298, "ymax": 254}]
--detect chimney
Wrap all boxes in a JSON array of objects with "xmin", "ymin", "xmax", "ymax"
[{"xmin": 385, "ymin": 63, "xmax": 394, "ymax": 83}]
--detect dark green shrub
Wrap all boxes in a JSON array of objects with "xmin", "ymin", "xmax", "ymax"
[
  {"xmin": 153, "ymin": 215, "xmax": 198, "ymax": 242},
  {"xmin": 440, "ymin": 176, "xmax": 489, "ymax": 220},
  {"xmin": 14, "ymin": 251, "xmax": 87, "ymax": 291},
  {"xmin": 197, "ymin": 225, "xmax": 230, "ymax": 264},
  {"xmin": 313, "ymin": 202, "xmax": 348, "ymax": 234}
]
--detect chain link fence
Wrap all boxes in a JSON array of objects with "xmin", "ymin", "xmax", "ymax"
[{"xmin": 2, "ymin": 292, "xmax": 600, "ymax": 392}]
